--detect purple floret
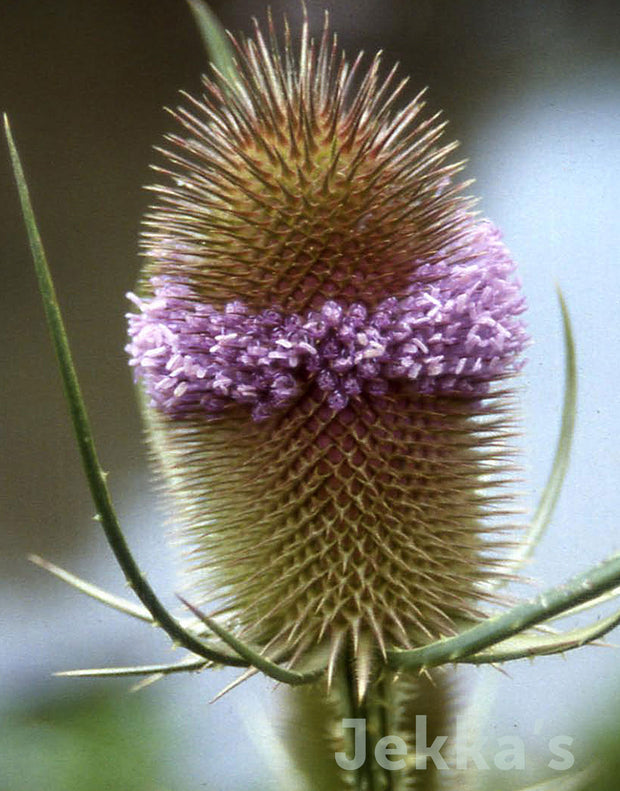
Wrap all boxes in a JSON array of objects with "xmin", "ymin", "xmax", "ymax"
[{"xmin": 126, "ymin": 221, "xmax": 528, "ymax": 420}]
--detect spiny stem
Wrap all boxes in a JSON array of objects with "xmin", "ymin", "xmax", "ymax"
[
  {"xmin": 339, "ymin": 650, "xmax": 373, "ymax": 791},
  {"xmin": 459, "ymin": 603, "xmax": 620, "ymax": 664},
  {"xmin": 388, "ymin": 550, "xmax": 620, "ymax": 671}
]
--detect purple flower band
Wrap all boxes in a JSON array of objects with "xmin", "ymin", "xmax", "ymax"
[{"xmin": 127, "ymin": 222, "xmax": 528, "ymax": 421}]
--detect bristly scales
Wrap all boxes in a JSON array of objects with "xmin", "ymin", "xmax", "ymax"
[{"xmin": 127, "ymin": 14, "xmax": 529, "ymax": 694}]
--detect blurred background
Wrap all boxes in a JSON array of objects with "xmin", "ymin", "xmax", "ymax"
[{"xmin": 2, "ymin": 1, "xmax": 620, "ymax": 789}]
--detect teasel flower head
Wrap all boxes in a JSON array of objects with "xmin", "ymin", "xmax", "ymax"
[{"xmin": 126, "ymin": 14, "xmax": 529, "ymax": 691}]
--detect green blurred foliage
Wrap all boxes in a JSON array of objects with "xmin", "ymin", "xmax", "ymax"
[
  {"xmin": 2, "ymin": 681, "xmax": 619, "ymax": 791},
  {"xmin": 582, "ymin": 708, "xmax": 620, "ymax": 791},
  {"xmin": 0, "ymin": 690, "xmax": 179, "ymax": 791}
]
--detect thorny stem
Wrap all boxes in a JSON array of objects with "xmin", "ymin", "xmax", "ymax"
[
  {"xmin": 334, "ymin": 649, "xmax": 398, "ymax": 791},
  {"xmin": 337, "ymin": 648, "xmax": 375, "ymax": 791},
  {"xmin": 388, "ymin": 550, "xmax": 620, "ymax": 670}
]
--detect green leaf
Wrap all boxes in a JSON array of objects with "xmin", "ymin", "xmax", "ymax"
[{"xmin": 186, "ymin": 0, "xmax": 239, "ymax": 89}]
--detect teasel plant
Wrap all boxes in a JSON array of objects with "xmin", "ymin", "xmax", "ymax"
[{"xmin": 5, "ymin": 2, "xmax": 620, "ymax": 789}]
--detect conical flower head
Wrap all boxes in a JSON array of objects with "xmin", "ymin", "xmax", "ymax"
[{"xmin": 127, "ymin": 16, "xmax": 528, "ymax": 685}]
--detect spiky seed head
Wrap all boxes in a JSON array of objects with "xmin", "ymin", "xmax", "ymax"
[{"xmin": 126, "ymin": 15, "xmax": 529, "ymax": 691}]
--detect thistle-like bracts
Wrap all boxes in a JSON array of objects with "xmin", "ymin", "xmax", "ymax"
[{"xmin": 126, "ymin": 15, "xmax": 529, "ymax": 691}]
